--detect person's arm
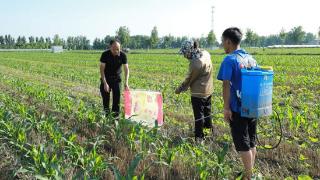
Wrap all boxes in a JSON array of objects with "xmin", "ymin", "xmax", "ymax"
[
  {"xmin": 217, "ymin": 57, "xmax": 233, "ymax": 122},
  {"xmin": 223, "ymin": 80, "xmax": 232, "ymax": 122},
  {"xmin": 100, "ymin": 63, "xmax": 106, "ymax": 83},
  {"xmin": 175, "ymin": 62, "xmax": 201, "ymax": 94},
  {"xmin": 100, "ymin": 62, "xmax": 109, "ymax": 93},
  {"xmin": 123, "ymin": 63, "xmax": 130, "ymax": 91},
  {"xmin": 122, "ymin": 53, "xmax": 130, "ymax": 91}
]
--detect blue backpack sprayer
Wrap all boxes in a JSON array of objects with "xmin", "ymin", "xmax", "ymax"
[{"xmin": 237, "ymin": 53, "xmax": 282, "ymax": 149}]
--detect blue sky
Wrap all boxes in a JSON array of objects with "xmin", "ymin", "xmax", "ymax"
[{"xmin": 1, "ymin": 0, "xmax": 319, "ymax": 41}]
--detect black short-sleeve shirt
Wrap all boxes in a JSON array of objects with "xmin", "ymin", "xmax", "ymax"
[{"xmin": 100, "ymin": 50, "xmax": 127, "ymax": 79}]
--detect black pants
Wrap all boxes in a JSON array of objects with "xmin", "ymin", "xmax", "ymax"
[
  {"xmin": 100, "ymin": 80, "xmax": 121, "ymax": 117},
  {"xmin": 191, "ymin": 95, "xmax": 212, "ymax": 139},
  {"xmin": 230, "ymin": 112, "xmax": 257, "ymax": 151}
]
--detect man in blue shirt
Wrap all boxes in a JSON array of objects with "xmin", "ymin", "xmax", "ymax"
[{"xmin": 217, "ymin": 27, "xmax": 257, "ymax": 179}]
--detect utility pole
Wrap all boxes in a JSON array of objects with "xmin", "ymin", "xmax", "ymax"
[{"xmin": 211, "ymin": 6, "xmax": 215, "ymax": 32}]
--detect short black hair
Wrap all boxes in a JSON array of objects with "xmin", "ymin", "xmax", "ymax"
[
  {"xmin": 222, "ymin": 27, "xmax": 242, "ymax": 45},
  {"xmin": 109, "ymin": 39, "xmax": 121, "ymax": 46}
]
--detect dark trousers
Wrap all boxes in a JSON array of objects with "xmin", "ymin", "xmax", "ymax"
[
  {"xmin": 100, "ymin": 80, "xmax": 121, "ymax": 117},
  {"xmin": 191, "ymin": 95, "xmax": 212, "ymax": 139},
  {"xmin": 230, "ymin": 112, "xmax": 257, "ymax": 151}
]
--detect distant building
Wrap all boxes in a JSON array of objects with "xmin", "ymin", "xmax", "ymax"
[
  {"xmin": 267, "ymin": 45, "xmax": 320, "ymax": 48},
  {"xmin": 51, "ymin": 46, "xmax": 63, "ymax": 53},
  {"xmin": 123, "ymin": 48, "xmax": 130, "ymax": 53}
]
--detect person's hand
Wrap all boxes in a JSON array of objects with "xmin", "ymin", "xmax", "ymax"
[
  {"xmin": 104, "ymin": 82, "xmax": 110, "ymax": 93},
  {"xmin": 224, "ymin": 108, "xmax": 232, "ymax": 123},
  {"xmin": 124, "ymin": 83, "xmax": 130, "ymax": 91}
]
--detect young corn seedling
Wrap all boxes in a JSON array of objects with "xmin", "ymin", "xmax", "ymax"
[{"xmin": 111, "ymin": 153, "xmax": 151, "ymax": 180}]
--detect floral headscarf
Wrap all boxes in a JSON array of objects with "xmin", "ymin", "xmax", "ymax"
[{"xmin": 179, "ymin": 40, "xmax": 203, "ymax": 60}]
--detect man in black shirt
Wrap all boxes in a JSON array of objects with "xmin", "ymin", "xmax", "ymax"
[{"xmin": 99, "ymin": 39, "xmax": 130, "ymax": 118}]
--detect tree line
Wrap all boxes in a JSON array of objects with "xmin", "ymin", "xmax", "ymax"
[
  {"xmin": 242, "ymin": 26, "xmax": 319, "ymax": 47},
  {"xmin": 91, "ymin": 27, "xmax": 219, "ymax": 50},
  {"xmin": 0, "ymin": 26, "xmax": 319, "ymax": 50},
  {"xmin": 0, "ymin": 34, "xmax": 91, "ymax": 50}
]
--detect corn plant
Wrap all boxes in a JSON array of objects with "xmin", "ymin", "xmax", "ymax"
[{"xmin": 111, "ymin": 153, "xmax": 146, "ymax": 180}]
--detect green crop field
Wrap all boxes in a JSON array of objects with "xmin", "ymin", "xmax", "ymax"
[{"xmin": 0, "ymin": 49, "xmax": 319, "ymax": 179}]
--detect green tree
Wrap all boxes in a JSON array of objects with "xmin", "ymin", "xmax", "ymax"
[
  {"xmin": 304, "ymin": 33, "xmax": 316, "ymax": 44},
  {"xmin": 279, "ymin": 28, "xmax": 287, "ymax": 45},
  {"xmin": 67, "ymin": 37, "xmax": 75, "ymax": 50},
  {"xmin": 65, "ymin": 36, "xmax": 90, "ymax": 50},
  {"xmin": 173, "ymin": 36, "xmax": 187, "ymax": 48},
  {"xmin": 0, "ymin": 36, "xmax": 4, "ymax": 48},
  {"xmin": 28, "ymin": 36, "xmax": 34, "ymax": 44},
  {"xmin": 4, "ymin": 35, "xmax": 15, "ymax": 48},
  {"xmin": 286, "ymin": 26, "xmax": 305, "ymax": 44},
  {"xmin": 150, "ymin": 26, "xmax": 159, "ymax": 48},
  {"xmin": 45, "ymin": 37, "xmax": 51, "ymax": 48},
  {"xmin": 258, "ymin": 36, "xmax": 266, "ymax": 47},
  {"xmin": 39, "ymin": 37, "xmax": 45, "ymax": 48},
  {"xmin": 244, "ymin": 29, "xmax": 259, "ymax": 47},
  {"xmin": 318, "ymin": 27, "xmax": 320, "ymax": 45},
  {"xmin": 28, "ymin": 36, "xmax": 35, "ymax": 48},
  {"xmin": 160, "ymin": 35, "xmax": 174, "ymax": 49},
  {"xmin": 16, "ymin": 36, "xmax": 27, "ymax": 48},
  {"xmin": 53, "ymin": 34, "xmax": 63, "ymax": 46},
  {"xmin": 207, "ymin": 30, "xmax": 217, "ymax": 48},
  {"xmin": 264, "ymin": 35, "xmax": 282, "ymax": 46},
  {"xmin": 79, "ymin": 36, "xmax": 90, "ymax": 50},
  {"xmin": 103, "ymin": 35, "xmax": 114, "ymax": 49},
  {"xmin": 116, "ymin": 26, "xmax": 130, "ymax": 48},
  {"xmin": 199, "ymin": 36, "xmax": 207, "ymax": 48},
  {"xmin": 129, "ymin": 35, "xmax": 149, "ymax": 49},
  {"xmin": 93, "ymin": 38, "xmax": 104, "ymax": 50}
]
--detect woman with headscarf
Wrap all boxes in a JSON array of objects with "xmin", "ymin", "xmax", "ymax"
[{"xmin": 175, "ymin": 40, "xmax": 214, "ymax": 142}]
